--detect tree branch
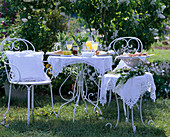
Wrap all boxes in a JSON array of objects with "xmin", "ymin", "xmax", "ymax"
[{"xmin": 97, "ymin": 0, "xmax": 107, "ymax": 42}]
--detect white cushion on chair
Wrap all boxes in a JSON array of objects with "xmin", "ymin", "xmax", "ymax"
[{"xmin": 5, "ymin": 51, "xmax": 50, "ymax": 82}]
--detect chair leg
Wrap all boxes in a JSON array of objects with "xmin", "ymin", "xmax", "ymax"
[
  {"xmin": 131, "ymin": 107, "xmax": 136, "ymax": 133},
  {"xmin": 126, "ymin": 105, "xmax": 129, "ymax": 123},
  {"xmin": 115, "ymin": 92, "xmax": 119, "ymax": 128},
  {"xmin": 105, "ymin": 92, "xmax": 119, "ymax": 129},
  {"xmin": 50, "ymin": 83, "xmax": 57, "ymax": 117},
  {"xmin": 26, "ymin": 85, "xmax": 31, "ymax": 126},
  {"xmin": 31, "ymin": 86, "xmax": 34, "ymax": 115},
  {"xmin": 123, "ymin": 101, "xmax": 126, "ymax": 118},
  {"xmin": 108, "ymin": 89, "xmax": 112, "ymax": 107},
  {"xmin": 140, "ymin": 95, "xmax": 146, "ymax": 127},
  {"xmin": 1, "ymin": 83, "xmax": 12, "ymax": 125}
]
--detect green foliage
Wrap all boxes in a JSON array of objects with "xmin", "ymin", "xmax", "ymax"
[
  {"xmin": 153, "ymin": 73, "xmax": 169, "ymax": 98},
  {"xmin": 37, "ymin": 65, "xmax": 77, "ymax": 96},
  {"xmin": 0, "ymin": 54, "xmax": 7, "ymax": 88},
  {"xmin": 160, "ymin": 0, "xmax": 170, "ymax": 19},
  {"xmin": 0, "ymin": 0, "xmax": 19, "ymax": 38},
  {"xmin": 68, "ymin": 17, "xmax": 85, "ymax": 36},
  {"xmin": 51, "ymin": 67, "xmax": 77, "ymax": 96},
  {"xmin": 59, "ymin": 0, "xmax": 167, "ymax": 50},
  {"xmin": 0, "ymin": 0, "xmax": 68, "ymax": 52}
]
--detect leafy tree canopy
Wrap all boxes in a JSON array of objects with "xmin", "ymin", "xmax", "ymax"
[{"xmin": 59, "ymin": 0, "xmax": 168, "ymax": 49}]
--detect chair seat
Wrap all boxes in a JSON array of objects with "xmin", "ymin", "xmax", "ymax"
[{"xmin": 10, "ymin": 80, "xmax": 51, "ymax": 85}]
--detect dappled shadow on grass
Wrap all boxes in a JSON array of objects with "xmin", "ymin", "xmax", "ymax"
[
  {"xmin": 0, "ymin": 94, "xmax": 169, "ymax": 136},
  {"xmin": 0, "ymin": 100, "xmax": 168, "ymax": 137},
  {"xmin": 2, "ymin": 116, "xmax": 167, "ymax": 137},
  {"xmin": 0, "ymin": 93, "xmax": 62, "ymax": 108},
  {"xmin": 101, "ymin": 97, "xmax": 156, "ymax": 121}
]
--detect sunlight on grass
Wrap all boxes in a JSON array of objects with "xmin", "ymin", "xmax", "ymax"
[
  {"xmin": 0, "ymin": 94, "xmax": 169, "ymax": 137},
  {"xmin": 144, "ymin": 49, "xmax": 170, "ymax": 63}
]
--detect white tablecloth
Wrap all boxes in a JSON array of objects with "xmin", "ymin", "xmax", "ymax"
[
  {"xmin": 47, "ymin": 55, "xmax": 113, "ymax": 77},
  {"xmin": 100, "ymin": 72, "xmax": 156, "ymax": 108}
]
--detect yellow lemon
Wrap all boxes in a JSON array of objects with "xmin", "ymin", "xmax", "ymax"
[{"xmin": 86, "ymin": 41, "xmax": 93, "ymax": 50}]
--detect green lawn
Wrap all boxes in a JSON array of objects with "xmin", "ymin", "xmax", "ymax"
[
  {"xmin": 144, "ymin": 49, "xmax": 170, "ymax": 63},
  {"xmin": 0, "ymin": 94, "xmax": 169, "ymax": 137}
]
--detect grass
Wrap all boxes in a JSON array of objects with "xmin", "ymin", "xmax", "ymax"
[
  {"xmin": 0, "ymin": 93, "xmax": 170, "ymax": 137},
  {"xmin": 144, "ymin": 49, "xmax": 170, "ymax": 63},
  {"xmin": 144, "ymin": 39, "xmax": 170, "ymax": 63}
]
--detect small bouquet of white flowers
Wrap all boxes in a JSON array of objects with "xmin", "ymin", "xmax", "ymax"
[
  {"xmin": 56, "ymin": 32, "xmax": 69, "ymax": 51},
  {"xmin": 110, "ymin": 64, "xmax": 145, "ymax": 87}
]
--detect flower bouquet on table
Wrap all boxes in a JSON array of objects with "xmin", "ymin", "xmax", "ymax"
[
  {"xmin": 72, "ymin": 32, "xmax": 89, "ymax": 54},
  {"xmin": 56, "ymin": 31, "xmax": 69, "ymax": 51}
]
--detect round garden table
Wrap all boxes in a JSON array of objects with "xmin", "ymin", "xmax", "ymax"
[{"xmin": 47, "ymin": 55, "xmax": 113, "ymax": 123}]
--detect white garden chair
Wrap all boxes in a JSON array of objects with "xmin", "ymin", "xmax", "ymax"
[
  {"xmin": 102, "ymin": 37, "xmax": 156, "ymax": 132},
  {"xmin": 106, "ymin": 37, "xmax": 143, "ymax": 106},
  {"xmin": 0, "ymin": 37, "xmax": 57, "ymax": 126},
  {"xmin": 102, "ymin": 37, "xmax": 146, "ymax": 131}
]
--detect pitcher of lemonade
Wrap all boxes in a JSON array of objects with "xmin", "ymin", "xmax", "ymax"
[{"xmin": 85, "ymin": 36, "xmax": 94, "ymax": 51}]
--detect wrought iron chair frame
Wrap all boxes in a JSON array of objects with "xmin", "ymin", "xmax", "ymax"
[
  {"xmin": 105, "ymin": 37, "xmax": 153, "ymax": 132},
  {"xmin": 0, "ymin": 38, "xmax": 57, "ymax": 126}
]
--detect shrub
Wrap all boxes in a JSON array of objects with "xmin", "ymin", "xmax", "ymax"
[
  {"xmin": 144, "ymin": 61, "xmax": 170, "ymax": 98},
  {"xmin": 0, "ymin": 0, "xmax": 68, "ymax": 52}
]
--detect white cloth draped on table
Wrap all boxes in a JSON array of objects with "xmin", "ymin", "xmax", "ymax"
[
  {"xmin": 100, "ymin": 72, "xmax": 156, "ymax": 108},
  {"xmin": 47, "ymin": 56, "xmax": 113, "ymax": 77}
]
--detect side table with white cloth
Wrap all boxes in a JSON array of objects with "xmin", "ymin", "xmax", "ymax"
[
  {"xmin": 47, "ymin": 55, "xmax": 112, "ymax": 123},
  {"xmin": 100, "ymin": 72, "xmax": 156, "ymax": 132},
  {"xmin": 100, "ymin": 37, "xmax": 156, "ymax": 132}
]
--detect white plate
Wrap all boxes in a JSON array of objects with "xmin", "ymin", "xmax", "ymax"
[
  {"xmin": 116, "ymin": 54, "xmax": 154, "ymax": 59},
  {"xmin": 97, "ymin": 54, "xmax": 111, "ymax": 56},
  {"xmin": 46, "ymin": 52, "xmax": 61, "ymax": 56},
  {"xmin": 61, "ymin": 55, "xmax": 73, "ymax": 57}
]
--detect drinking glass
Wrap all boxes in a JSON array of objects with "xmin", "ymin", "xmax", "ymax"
[
  {"xmin": 91, "ymin": 42, "xmax": 99, "ymax": 52},
  {"xmin": 66, "ymin": 41, "xmax": 73, "ymax": 50}
]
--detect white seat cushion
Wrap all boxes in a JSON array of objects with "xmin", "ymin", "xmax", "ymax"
[{"xmin": 5, "ymin": 51, "xmax": 50, "ymax": 82}]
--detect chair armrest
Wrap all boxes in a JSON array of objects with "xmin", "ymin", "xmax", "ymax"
[{"xmin": 4, "ymin": 62, "xmax": 21, "ymax": 83}]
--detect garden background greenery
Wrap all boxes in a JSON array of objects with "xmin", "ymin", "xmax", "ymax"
[{"xmin": 0, "ymin": 0, "xmax": 170, "ymax": 136}]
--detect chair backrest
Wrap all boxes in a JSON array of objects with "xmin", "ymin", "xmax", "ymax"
[
  {"xmin": 0, "ymin": 38, "xmax": 48, "ymax": 83},
  {"xmin": 108, "ymin": 37, "xmax": 143, "ymax": 56},
  {"xmin": 0, "ymin": 37, "xmax": 35, "ymax": 52}
]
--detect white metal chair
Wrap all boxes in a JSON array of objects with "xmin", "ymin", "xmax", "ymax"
[
  {"xmin": 107, "ymin": 37, "xmax": 143, "ymax": 105},
  {"xmin": 108, "ymin": 37, "xmax": 143, "ymax": 56},
  {"xmin": 102, "ymin": 37, "xmax": 145, "ymax": 131},
  {"xmin": 0, "ymin": 37, "xmax": 57, "ymax": 126}
]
